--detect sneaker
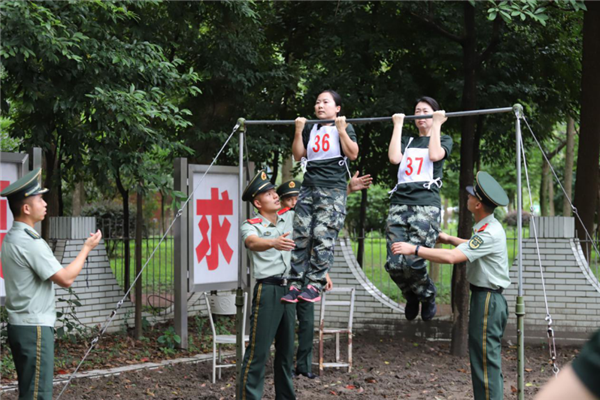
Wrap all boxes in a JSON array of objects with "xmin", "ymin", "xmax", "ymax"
[
  {"xmin": 281, "ymin": 287, "xmax": 301, "ymax": 303},
  {"xmin": 404, "ymin": 292, "xmax": 420, "ymax": 321},
  {"xmin": 297, "ymin": 285, "xmax": 322, "ymax": 303},
  {"xmin": 421, "ymin": 299, "xmax": 437, "ymax": 321}
]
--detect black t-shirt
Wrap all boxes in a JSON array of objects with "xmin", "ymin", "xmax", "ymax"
[
  {"xmin": 390, "ymin": 135, "xmax": 453, "ymax": 208},
  {"xmin": 301, "ymin": 123, "xmax": 357, "ymax": 189}
]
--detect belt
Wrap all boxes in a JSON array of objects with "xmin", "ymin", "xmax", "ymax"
[
  {"xmin": 470, "ymin": 284, "xmax": 503, "ymax": 294},
  {"xmin": 257, "ymin": 276, "xmax": 288, "ymax": 286}
]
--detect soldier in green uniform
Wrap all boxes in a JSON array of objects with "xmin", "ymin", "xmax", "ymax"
[
  {"xmin": 277, "ymin": 174, "xmax": 371, "ymax": 379},
  {"xmin": 239, "ymin": 170, "xmax": 297, "ymax": 400},
  {"xmin": 535, "ymin": 328, "xmax": 600, "ymax": 400},
  {"xmin": 0, "ymin": 168, "xmax": 102, "ymax": 400},
  {"xmin": 392, "ymin": 171, "xmax": 510, "ymax": 400}
]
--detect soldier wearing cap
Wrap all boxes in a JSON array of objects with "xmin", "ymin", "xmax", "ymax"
[
  {"xmin": 392, "ymin": 171, "xmax": 510, "ymax": 400},
  {"xmin": 239, "ymin": 170, "xmax": 297, "ymax": 400},
  {"xmin": 0, "ymin": 168, "xmax": 102, "ymax": 400},
  {"xmin": 277, "ymin": 174, "xmax": 371, "ymax": 379}
]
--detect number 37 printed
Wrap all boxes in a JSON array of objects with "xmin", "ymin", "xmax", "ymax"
[{"xmin": 405, "ymin": 157, "xmax": 424, "ymax": 176}]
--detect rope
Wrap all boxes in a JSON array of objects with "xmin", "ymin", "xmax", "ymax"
[
  {"xmin": 517, "ymin": 124, "xmax": 560, "ymax": 376},
  {"xmin": 55, "ymin": 122, "xmax": 242, "ymax": 399}
]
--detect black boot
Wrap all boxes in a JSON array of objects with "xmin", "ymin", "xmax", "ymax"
[
  {"xmin": 421, "ymin": 299, "xmax": 437, "ymax": 321},
  {"xmin": 404, "ymin": 291, "xmax": 420, "ymax": 321}
]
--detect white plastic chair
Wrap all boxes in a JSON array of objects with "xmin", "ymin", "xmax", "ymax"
[
  {"xmin": 314, "ymin": 287, "xmax": 355, "ymax": 373},
  {"xmin": 204, "ymin": 291, "xmax": 249, "ymax": 383}
]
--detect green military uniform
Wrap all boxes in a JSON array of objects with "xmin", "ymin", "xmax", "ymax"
[
  {"xmin": 1, "ymin": 169, "xmax": 58, "ymax": 400},
  {"xmin": 239, "ymin": 171, "xmax": 296, "ymax": 400},
  {"xmin": 572, "ymin": 329, "xmax": 600, "ymax": 397},
  {"xmin": 456, "ymin": 172, "xmax": 510, "ymax": 400},
  {"xmin": 278, "ymin": 180, "xmax": 315, "ymax": 376}
]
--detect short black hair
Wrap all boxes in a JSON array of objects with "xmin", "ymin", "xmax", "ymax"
[
  {"xmin": 8, "ymin": 197, "xmax": 25, "ymax": 218},
  {"xmin": 482, "ymin": 202, "xmax": 496, "ymax": 215},
  {"xmin": 415, "ymin": 96, "xmax": 440, "ymax": 111}
]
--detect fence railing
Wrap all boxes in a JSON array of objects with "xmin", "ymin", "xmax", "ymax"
[{"xmin": 97, "ymin": 217, "xmax": 175, "ymax": 313}]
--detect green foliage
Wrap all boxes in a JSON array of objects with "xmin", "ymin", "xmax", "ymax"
[
  {"xmin": 345, "ymin": 185, "xmax": 390, "ymax": 235},
  {"xmin": 157, "ymin": 326, "xmax": 181, "ymax": 350},
  {"xmin": 56, "ymin": 288, "xmax": 89, "ymax": 340}
]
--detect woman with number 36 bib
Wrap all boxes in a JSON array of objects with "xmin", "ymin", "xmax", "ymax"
[
  {"xmin": 281, "ymin": 90, "xmax": 359, "ymax": 304},
  {"xmin": 386, "ymin": 96, "xmax": 452, "ymax": 321}
]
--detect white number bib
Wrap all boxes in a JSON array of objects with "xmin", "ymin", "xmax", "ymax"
[
  {"xmin": 396, "ymin": 138, "xmax": 434, "ymax": 184},
  {"xmin": 306, "ymin": 124, "xmax": 342, "ymax": 161}
]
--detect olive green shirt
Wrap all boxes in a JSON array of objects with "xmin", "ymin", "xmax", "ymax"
[
  {"xmin": 301, "ymin": 123, "xmax": 357, "ymax": 189},
  {"xmin": 1, "ymin": 222, "xmax": 63, "ymax": 326},
  {"xmin": 456, "ymin": 214, "xmax": 511, "ymax": 290},
  {"xmin": 240, "ymin": 209, "xmax": 294, "ymax": 280},
  {"xmin": 390, "ymin": 135, "xmax": 453, "ymax": 208}
]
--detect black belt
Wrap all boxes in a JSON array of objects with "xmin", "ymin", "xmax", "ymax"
[
  {"xmin": 257, "ymin": 276, "xmax": 288, "ymax": 286},
  {"xmin": 470, "ymin": 284, "xmax": 503, "ymax": 294}
]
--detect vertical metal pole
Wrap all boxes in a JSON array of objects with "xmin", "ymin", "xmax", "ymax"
[
  {"xmin": 174, "ymin": 157, "xmax": 189, "ymax": 349},
  {"xmin": 514, "ymin": 104, "xmax": 525, "ymax": 400},
  {"xmin": 235, "ymin": 119, "xmax": 246, "ymax": 392}
]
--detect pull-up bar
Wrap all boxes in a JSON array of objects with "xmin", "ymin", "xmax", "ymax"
[{"xmin": 240, "ymin": 106, "xmax": 514, "ymax": 126}]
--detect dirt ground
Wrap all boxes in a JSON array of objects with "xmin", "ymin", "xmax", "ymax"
[{"xmin": 2, "ymin": 332, "xmax": 575, "ymax": 400}]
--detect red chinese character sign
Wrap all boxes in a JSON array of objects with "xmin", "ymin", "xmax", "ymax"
[
  {"xmin": 190, "ymin": 165, "xmax": 241, "ymax": 291},
  {"xmin": 0, "ymin": 157, "xmax": 24, "ymax": 303}
]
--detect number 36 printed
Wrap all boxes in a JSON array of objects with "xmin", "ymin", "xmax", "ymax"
[{"xmin": 312, "ymin": 134, "xmax": 330, "ymax": 153}]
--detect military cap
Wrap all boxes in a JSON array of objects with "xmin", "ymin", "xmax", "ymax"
[
  {"xmin": 0, "ymin": 168, "xmax": 49, "ymax": 201},
  {"xmin": 276, "ymin": 180, "xmax": 301, "ymax": 199},
  {"xmin": 242, "ymin": 170, "xmax": 276, "ymax": 202},
  {"xmin": 466, "ymin": 171, "xmax": 509, "ymax": 208}
]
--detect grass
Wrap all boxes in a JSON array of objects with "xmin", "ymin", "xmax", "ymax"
[{"xmin": 106, "ymin": 237, "xmax": 174, "ymax": 293}]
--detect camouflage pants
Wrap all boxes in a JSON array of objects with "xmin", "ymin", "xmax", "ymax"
[
  {"xmin": 291, "ymin": 186, "xmax": 347, "ymax": 291},
  {"xmin": 385, "ymin": 204, "xmax": 440, "ymax": 303}
]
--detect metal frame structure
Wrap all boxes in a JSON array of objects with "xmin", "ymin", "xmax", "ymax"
[{"xmin": 236, "ymin": 105, "xmax": 527, "ymax": 398}]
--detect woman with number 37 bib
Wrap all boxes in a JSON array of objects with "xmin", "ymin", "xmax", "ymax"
[
  {"xmin": 281, "ymin": 90, "xmax": 359, "ymax": 304},
  {"xmin": 386, "ymin": 96, "xmax": 452, "ymax": 321}
]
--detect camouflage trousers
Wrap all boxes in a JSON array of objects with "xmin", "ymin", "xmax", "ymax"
[
  {"xmin": 291, "ymin": 186, "xmax": 347, "ymax": 291},
  {"xmin": 385, "ymin": 204, "xmax": 440, "ymax": 303}
]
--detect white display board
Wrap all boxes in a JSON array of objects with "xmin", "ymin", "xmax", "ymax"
[
  {"xmin": 0, "ymin": 153, "xmax": 30, "ymax": 305},
  {"xmin": 189, "ymin": 165, "xmax": 242, "ymax": 292}
]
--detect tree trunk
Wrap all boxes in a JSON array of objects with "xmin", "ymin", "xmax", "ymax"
[
  {"xmin": 451, "ymin": 2, "xmax": 477, "ymax": 358},
  {"xmin": 42, "ymin": 145, "xmax": 59, "ymax": 240},
  {"xmin": 270, "ymin": 150, "xmax": 280, "ymax": 185},
  {"xmin": 116, "ymin": 175, "xmax": 131, "ymax": 295},
  {"xmin": 134, "ymin": 187, "xmax": 143, "ymax": 339},
  {"xmin": 574, "ymin": 1, "xmax": 600, "ymax": 260},
  {"xmin": 540, "ymin": 161, "xmax": 550, "ymax": 216},
  {"xmin": 72, "ymin": 181, "xmax": 84, "ymax": 216},
  {"xmin": 160, "ymin": 191, "xmax": 166, "ymax": 235},
  {"xmin": 563, "ymin": 117, "xmax": 576, "ymax": 216},
  {"xmin": 281, "ymin": 155, "xmax": 294, "ymax": 182},
  {"xmin": 443, "ymin": 197, "xmax": 450, "ymax": 230},
  {"xmin": 356, "ymin": 126, "xmax": 372, "ymax": 269}
]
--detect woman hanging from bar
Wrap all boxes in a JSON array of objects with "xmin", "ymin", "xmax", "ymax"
[
  {"xmin": 385, "ymin": 96, "xmax": 452, "ymax": 321},
  {"xmin": 281, "ymin": 90, "xmax": 359, "ymax": 303}
]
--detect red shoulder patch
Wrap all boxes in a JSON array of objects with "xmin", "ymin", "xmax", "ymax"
[
  {"xmin": 477, "ymin": 223, "xmax": 489, "ymax": 233},
  {"xmin": 247, "ymin": 218, "xmax": 262, "ymax": 224},
  {"xmin": 277, "ymin": 207, "xmax": 290, "ymax": 215}
]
